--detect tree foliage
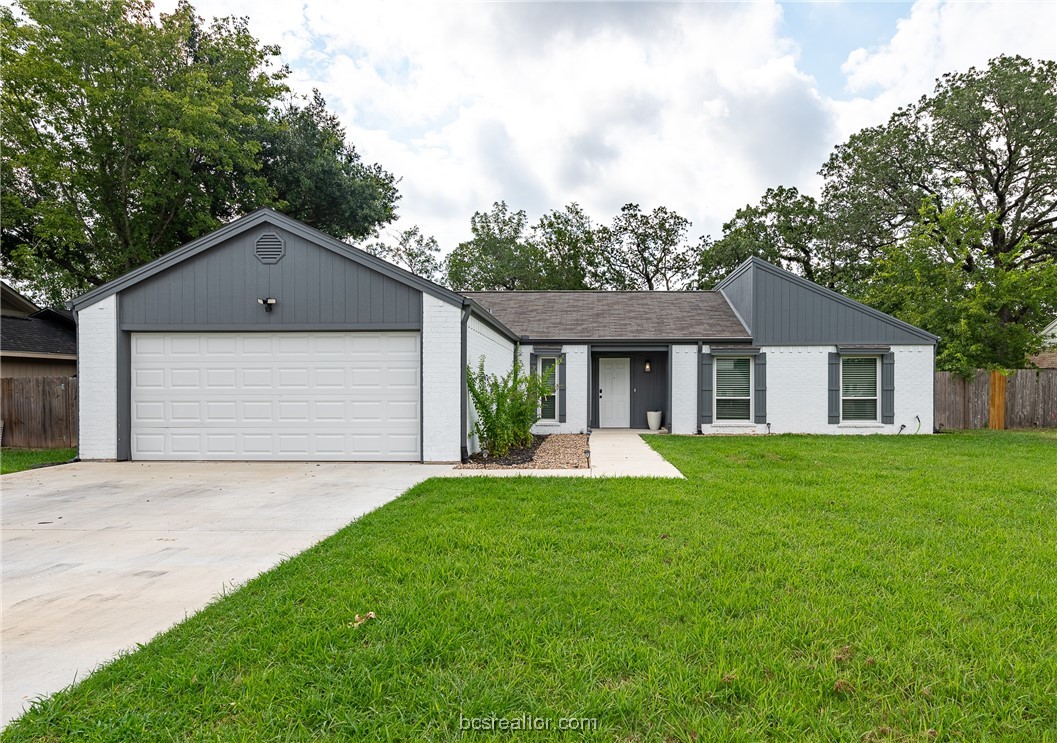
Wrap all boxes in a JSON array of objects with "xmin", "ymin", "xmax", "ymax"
[
  {"xmin": 863, "ymin": 199, "xmax": 1057, "ymax": 376},
  {"xmin": 821, "ymin": 55, "xmax": 1057, "ymax": 270},
  {"xmin": 698, "ymin": 186, "xmax": 848, "ymax": 289},
  {"xmin": 443, "ymin": 201, "xmax": 540, "ymax": 290},
  {"xmin": 598, "ymin": 204, "xmax": 694, "ymax": 290},
  {"xmin": 365, "ymin": 225, "xmax": 441, "ymax": 281},
  {"xmin": 1, "ymin": 0, "xmax": 398, "ymax": 304},
  {"xmin": 260, "ymin": 90, "xmax": 398, "ymax": 242}
]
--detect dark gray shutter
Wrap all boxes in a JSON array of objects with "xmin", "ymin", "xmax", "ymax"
[
  {"xmin": 754, "ymin": 353, "xmax": 767, "ymax": 423},
  {"xmin": 558, "ymin": 352, "xmax": 567, "ymax": 422},
  {"xmin": 529, "ymin": 352, "xmax": 538, "ymax": 377},
  {"xmin": 828, "ymin": 352, "xmax": 840, "ymax": 424},
  {"xmin": 700, "ymin": 353, "xmax": 713, "ymax": 425},
  {"xmin": 881, "ymin": 352, "xmax": 895, "ymax": 424}
]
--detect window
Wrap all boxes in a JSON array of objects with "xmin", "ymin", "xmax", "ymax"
[
  {"xmin": 841, "ymin": 356, "xmax": 879, "ymax": 421},
  {"xmin": 538, "ymin": 356, "xmax": 558, "ymax": 421},
  {"xmin": 715, "ymin": 357, "xmax": 752, "ymax": 421}
]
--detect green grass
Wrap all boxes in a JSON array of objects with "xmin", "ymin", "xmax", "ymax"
[
  {"xmin": 0, "ymin": 447, "xmax": 77, "ymax": 475},
  {"xmin": 4, "ymin": 432, "xmax": 1056, "ymax": 741}
]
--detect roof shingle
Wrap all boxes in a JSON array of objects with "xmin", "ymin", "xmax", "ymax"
[
  {"xmin": 463, "ymin": 291, "xmax": 750, "ymax": 341},
  {"xmin": 1, "ymin": 311, "xmax": 77, "ymax": 356}
]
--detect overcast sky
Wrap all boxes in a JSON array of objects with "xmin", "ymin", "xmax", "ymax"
[{"xmin": 158, "ymin": 0, "xmax": 1056, "ymax": 252}]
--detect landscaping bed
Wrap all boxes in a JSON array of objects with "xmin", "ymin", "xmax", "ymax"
[{"xmin": 457, "ymin": 433, "xmax": 589, "ymax": 469}]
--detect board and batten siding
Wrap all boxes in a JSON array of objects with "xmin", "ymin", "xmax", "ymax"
[
  {"xmin": 717, "ymin": 259, "xmax": 936, "ymax": 347},
  {"xmin": 465, "ymin": 315, "xmax": 516, "ymax": 453},
  {"xmin": 118, "ymin": 225, "xmax": 421, "ymax": 330}
]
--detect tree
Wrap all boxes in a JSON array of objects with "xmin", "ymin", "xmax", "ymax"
[
  {"xmin": 444, "ymin": 201, "xmax": 545, "ymax": 290},
  {"xmin": 260, "ymin": 90, "xmax": 398, "ymax": 242},
  {"xmin": 365, "ymin": 225, "xmax": 441, "ymax": 281},
  {"xmin": 862, "ymin": 199, "xmax": 1057, "ymax": 375},
  {"xmin": 1, "ymin": 0, "xmax": 285, "ymax": 303},
  {"xmin": 598, "ymin": 204, "xmax": 694, "ymax": 290},
  {"xmin": 820, "ymin": 55, "xmax": 1057, "ymax": 272},
  {"xmin": 698, "ymin": 186, "xmax": 849, "ymax": 289},
  {"xmin": 529, "ymin": 202, "xmax": 603, "ymax": 290},
  {"xmin": 1, "ymin": 0, "xmax": 400, "ymax": 305}
]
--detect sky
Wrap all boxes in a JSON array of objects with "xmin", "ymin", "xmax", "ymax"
[{"xmin": 154, "ymin": 0, "xmax": 1057, "ymax": 253}]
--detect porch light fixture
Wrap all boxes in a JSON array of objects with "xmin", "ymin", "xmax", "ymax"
[
  {"xmin": 257, "ymin": 297, "xmax": 277, "ymax": 312},
  {"xmin": 644, "ymin": 359, "xmax": 652, "ymax": 373}
]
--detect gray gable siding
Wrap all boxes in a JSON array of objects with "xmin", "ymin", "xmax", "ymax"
[
  {"xmin": 119, "ymin": 224, "xmax": 421, "ymax": 329},
  {"xmin": 716, "ymin": 258, "xmax": 937, "ymax": 346}
]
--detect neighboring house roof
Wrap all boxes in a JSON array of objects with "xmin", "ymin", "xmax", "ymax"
[
  {"xmin": 462, "ymin": 290, "xmax": 751, "ymax": 342},
  {"xmin": 1042, "ymin": 318, "xmax": 1057, "ymax": 346},
  {"xmin": 1, "ymin": 309, "xmax": 77, "ymax": 356},
  {"xmin": 1, "ymin": 280, "xmax": 41, "ymax": 317}
]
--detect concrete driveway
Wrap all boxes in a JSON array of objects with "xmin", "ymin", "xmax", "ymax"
[{"xmin": 1, "ymin": 460, "xmax": 450, "ymax": 726}]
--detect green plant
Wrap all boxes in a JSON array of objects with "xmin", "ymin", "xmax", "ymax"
[{"xmin": 466, "ymin": 349, "xmax": 555, "ymax": 457}]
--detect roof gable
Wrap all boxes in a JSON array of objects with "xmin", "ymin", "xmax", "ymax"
[
  {"xmin": 715, "ymin": 258, "xmax": 938, "ymax": 345},
  {"xmin": 70, "ymin": 209, "xmax": 465, "ymax": 311}
]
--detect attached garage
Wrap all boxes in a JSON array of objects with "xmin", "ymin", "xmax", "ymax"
[
  {"xmin": 71, "ymin": 208, "xmax": 497, "ymax": 463},
  {"xmin": 130, "ymin": 331, "xmax": 420, "ymax": 461}
]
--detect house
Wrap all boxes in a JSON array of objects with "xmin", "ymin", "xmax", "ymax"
[
  {"xmin": 1, "ymin": 280, "xmax": 78, "ymax": 378},
  {"xmin": 1029, "ymin": 318, "xmax": 1057, "ymax": 369},
  {"xmin": 70, "ymin": 209, "xmax": 938, "ymax": 463}
]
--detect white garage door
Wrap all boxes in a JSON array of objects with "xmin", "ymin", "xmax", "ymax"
[{"xmin": 130, "ymin": 332, "xmax": 420, "ymax": 461}]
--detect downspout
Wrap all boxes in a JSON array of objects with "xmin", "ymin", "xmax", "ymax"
[
  {"xmin": 460, "ymin": 304, "xmax": 471, "ymax": 463},
  {"xmin": 697, "ymin": 341, "xmax": 703, "ymax": 434}
]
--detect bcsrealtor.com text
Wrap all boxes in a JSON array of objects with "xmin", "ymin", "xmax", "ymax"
[{"xmin": 459, "ymin": 714, "xmax": 598, "ymax": 732}]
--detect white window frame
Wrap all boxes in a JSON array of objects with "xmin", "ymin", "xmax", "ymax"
[
  {"xmin": 840, "ymin": 355, "xmax": 880, "ymax": 423},
  {"xmin": 713, "ymin": 356, "xmax": 753, "ymax": 422},
  {"xmin": 537, "ymin": 355, "xmax": 559, "ymax": 421}
]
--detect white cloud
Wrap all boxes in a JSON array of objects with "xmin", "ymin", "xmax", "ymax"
[{"xmin": 157, "ymin": 0, "xmax": 1056, "ymax": 252}]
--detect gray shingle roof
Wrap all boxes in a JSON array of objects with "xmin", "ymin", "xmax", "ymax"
[
  {"xmin": 1, "ymin": 311, "xmax": 77, "ymax": 355},
  {"xmin": 463, "ymin": 291, "xmax": 750, "ymax": 341}
]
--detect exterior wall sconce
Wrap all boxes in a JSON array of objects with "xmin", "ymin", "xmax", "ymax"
[
  {"xmin": 257, "ymin": 297, "xmax": 277, "ymax": 312},
  {"xmin": 644, "ymin": 359, "xmax": 652, "ymax": 373}
]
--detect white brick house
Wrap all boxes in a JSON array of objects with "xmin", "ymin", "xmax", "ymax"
[{"xmin": 71, "ymin": 210, "xmax": 938, "ymax": 464}]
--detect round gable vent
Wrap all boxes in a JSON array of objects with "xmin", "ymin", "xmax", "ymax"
[{"xmin": 255, "ymin": 232, "xmax": 285, "ymax": 264}]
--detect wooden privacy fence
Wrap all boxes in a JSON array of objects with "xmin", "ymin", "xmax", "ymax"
[
  {"xmin": 0, "ymin": 376, "xmax": 79, "ymax": 448},
  {"xmin": 935, "ymin": 369, "xmax": 1057, "ymax": 430}
]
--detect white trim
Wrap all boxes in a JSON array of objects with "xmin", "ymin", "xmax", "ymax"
[
  {"xmin": 840, "ymin": 355, "xmax": 880, "ymax": 423},
  {"xmin": 713, "ymin": 355, "xmax": 753, "ymax": 423},
  {"xmin": 537, "ymin": 354, "xmax": 560, "ymax": 422}
]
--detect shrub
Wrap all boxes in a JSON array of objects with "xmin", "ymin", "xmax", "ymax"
[{"xmin": 466, "ymin": 349, "xmax": 556, "ymax": 458}]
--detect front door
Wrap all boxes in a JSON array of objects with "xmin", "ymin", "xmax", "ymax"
[{"xmin": 599, "ymin": 357, "xmax": 631, "ymax": 427}]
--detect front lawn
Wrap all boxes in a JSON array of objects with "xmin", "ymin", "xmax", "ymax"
[
  {"xmin": 5, "ymin": 432, "xmax": 1056, "ymax": 740},
  {"xmin": 0, "ymin": 447, "xmax": 77, "ymax": 475}
]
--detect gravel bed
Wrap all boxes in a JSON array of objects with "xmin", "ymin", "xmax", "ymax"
[{"xmin": 456, "ymin": 434, "xmax": 590, "ymax": 470}]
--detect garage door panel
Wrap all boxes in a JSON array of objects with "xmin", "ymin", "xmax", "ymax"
[{"xmin": 131, "ymin": 332, "xmax": 420, "ymax": 460}]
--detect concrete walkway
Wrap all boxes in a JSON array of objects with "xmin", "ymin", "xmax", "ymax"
[
  {"xmin": 446, "ymin": 430, "xmax": 684, "ymax": 478},
  {"xmin": 587, "ymin": 430, "xmax": 684, "ymax": 478},
  {"xmin": 1, "ymin": 461, "xmax": 449, "ymax": 726}
]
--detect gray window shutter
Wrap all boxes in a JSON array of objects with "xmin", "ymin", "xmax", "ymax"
[
  {"xmin": 700, "ymin": 353, "xmax": 713, "ymax": 424},
  {"xmin": 828, "ymin": 352, "xmax": 840, "ymax": 424},
  {"xmin": 881, "ymin": 352, "xmax": 895, "ymax": 424},
  {"xmin": 558, "ymin": 353, "xmax": 567, "ymax": 422},
  {"xmin": 754, "ymin": 353, "xmax": 767, "ymax": 423},
  {"xmin": 529, "ymin": 352, "xmax": 538, "ymax": 377}
]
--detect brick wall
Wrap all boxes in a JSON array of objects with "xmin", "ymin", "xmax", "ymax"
[
  {"xmin": 77, "ymin": 294, "xmax": 118, "ymax": 458},
  {"xmin": 421, "ymin": 295, "xmax": 462, "ymax": 461}
]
